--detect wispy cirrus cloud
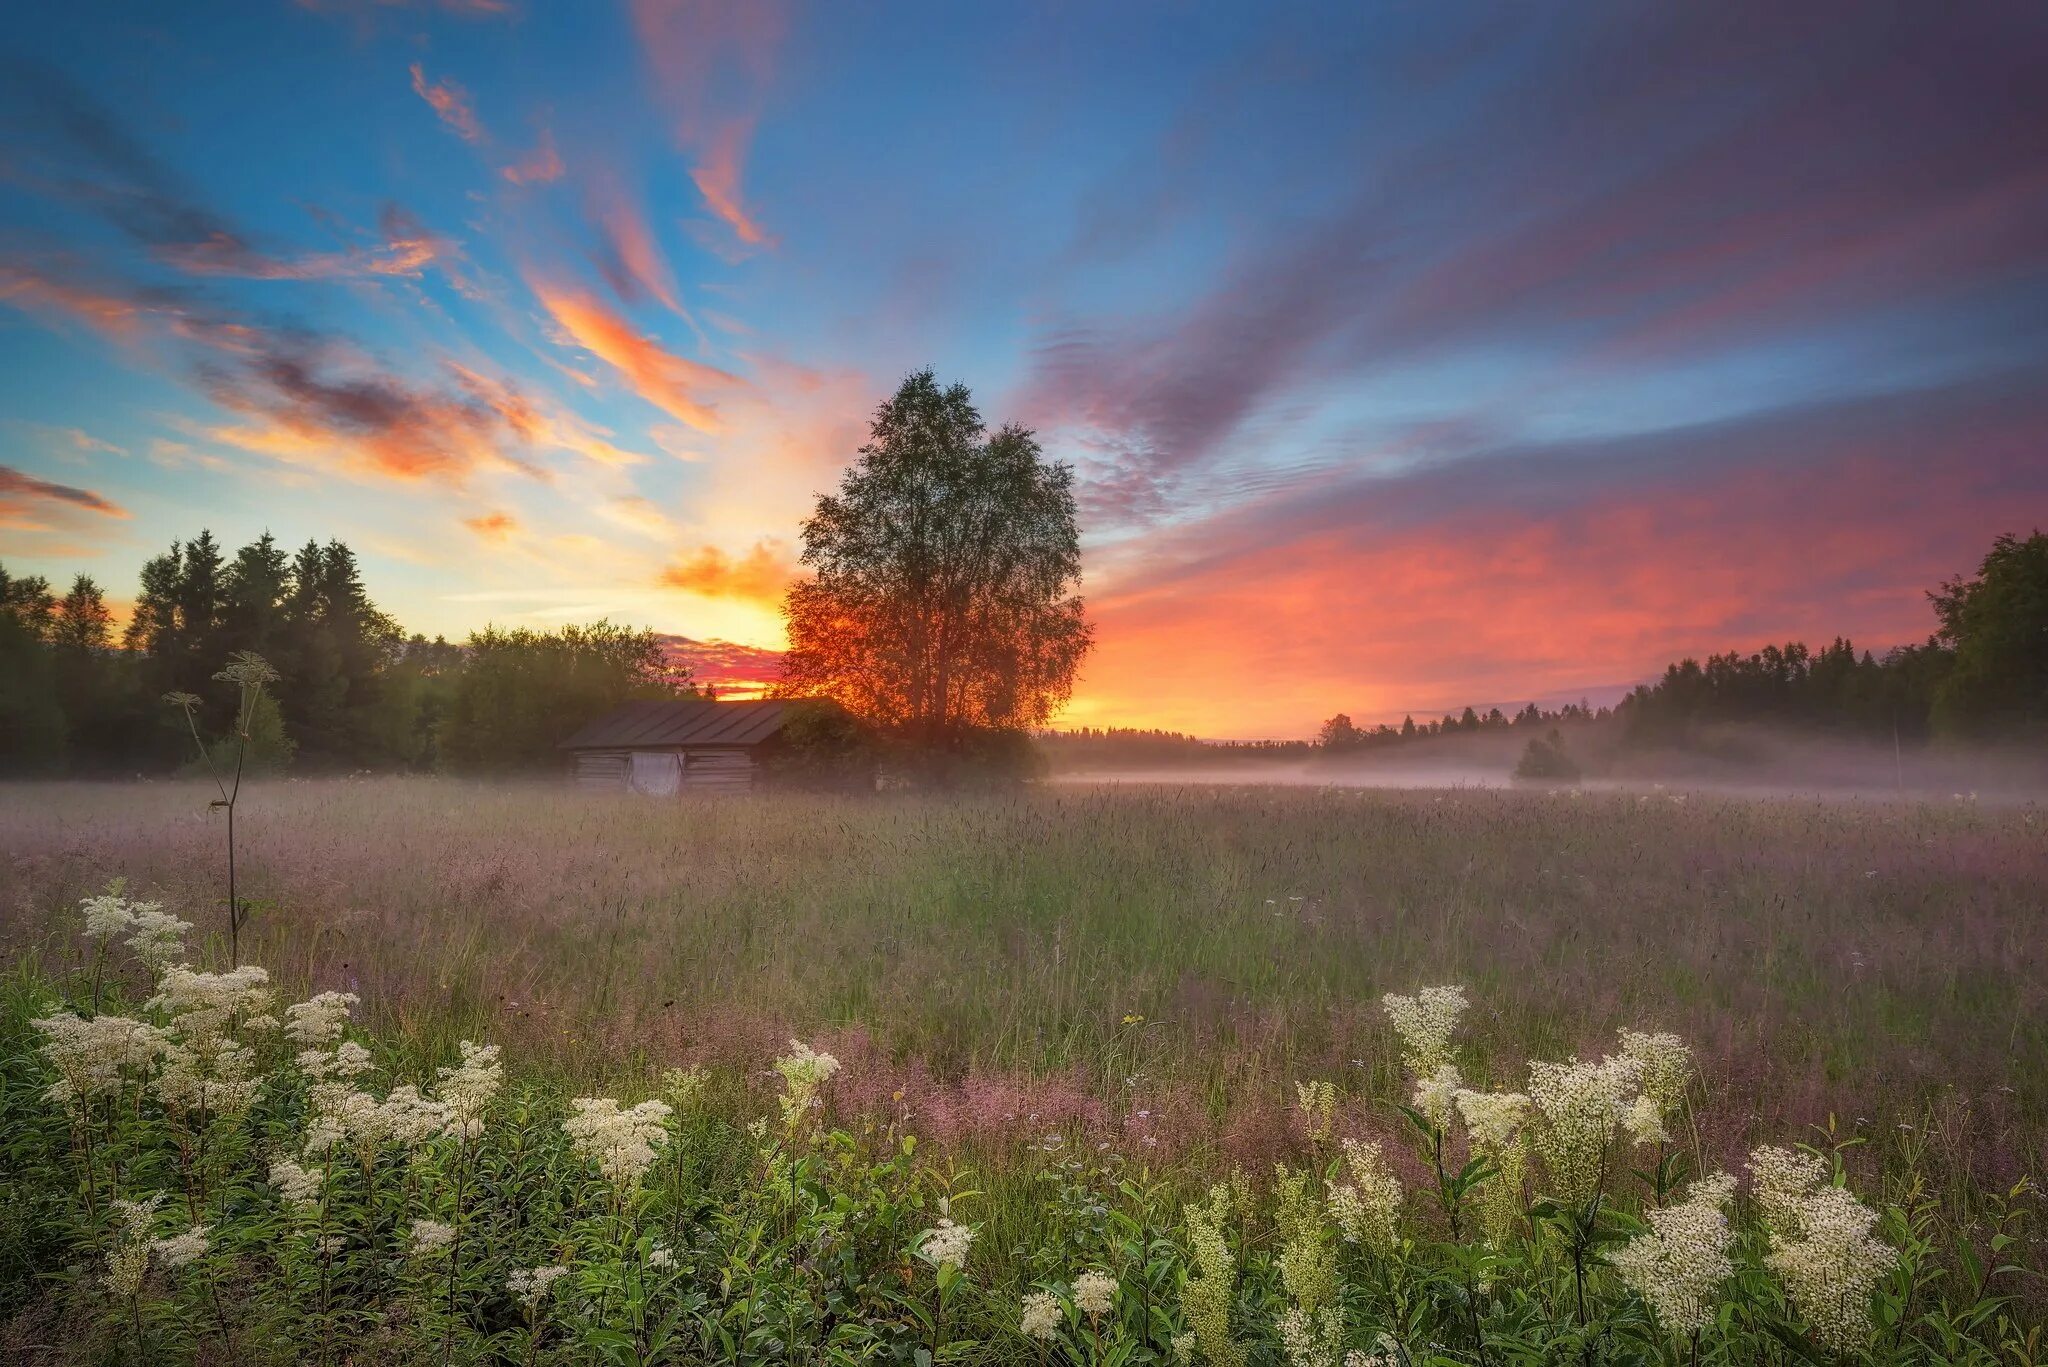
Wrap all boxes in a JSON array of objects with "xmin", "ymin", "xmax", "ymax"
[
  {"xmin": 530, "ymin": 277, "xmax": 738, "ymax": 431},
  {"xmin": 501, "ymin": 125, "xmax": 565, "ymax": 186},
  {"xmin": 462, "ymin": 510, "xmax": 519, "ymax": 540},
  {"xmin": 409, "ymin": 62, "xmax": 486, "ymax": 144},
  {"xmin": 0, "ymin": 463, "xmax": 129, "ymax": 531},
  {"xmin": 629, "ymin": 0, "xmax": 784, "ymax": 252}
]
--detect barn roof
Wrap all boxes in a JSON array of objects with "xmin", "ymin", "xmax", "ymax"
[{"xmin": 557, "ymin": 698, "xmax": 798, "ymax": 750}]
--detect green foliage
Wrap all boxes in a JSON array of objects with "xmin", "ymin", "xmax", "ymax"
[
  {"xmin": 1513, "ymin": 731, "xmax": 1581, "ymax": 782},
  {"xmin": 1930, "ymin": 530, "xmax": 2048, "ymax": 738},
  {"xmin": 779, "ymin": 369, "xmax": 1094, "ymax": 754},
  {"xmin": 438, "ymin": 621, "xmax": 690, "ymax": 772}
]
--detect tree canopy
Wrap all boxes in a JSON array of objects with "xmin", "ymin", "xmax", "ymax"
[{"xmin": 778, "ymin": 370, "xmax": 1093, "ymax": 747}]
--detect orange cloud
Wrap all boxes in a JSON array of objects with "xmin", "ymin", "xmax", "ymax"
[
  {"xmin": 531, "ymin": 279, "xmax": 738, "ymax": 431},
  {"xmin": 502, "ymin": 127, "xmax": 565, "ymax": 185},
  {"xmin": 0, "ymin": 264, "xmax": 150, "ymax": 339},
  {"xmin": 463, "ymin": 510, "xmax": 520, "ymax": 540},
  {"xmin": 0, "ymin": 464, "xmax": 130, "ymax": 531},
  {"xmin": 657, "ymin": 538, "xmax": 795, "ymax": 605},
  {"xmin": 587, "ymin": 180, "xmax": 684, "ymax": 313},
  {"xmin": 689, "ymin": 121, "xmax": 770, "ymax": 248},
  {"xmin": 410, "ymin": 63, "xmax": 485, "ymax": 143}
]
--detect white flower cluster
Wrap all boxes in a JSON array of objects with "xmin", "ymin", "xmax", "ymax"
[
  {"xmin": 508, "ymin": 1263, "xmax": 571, "ymax": 1309},
  {"xmin": 1073, "ymin": 1269, "xmax": 1118, "ymax": 1317},
  {"xmin": 148, "ymin": 965, "xmax": 273, "ymax": 1041},
  {"xmin": 268, "ymin": 1156, "xmax": 324, "ymax": 1211},
  {"xmin": 1294, "ymin": 1079, "xmax": 1337, "ymax": 1142},
  {"xmin": 1527, "ymin": 1052, "xmax": 1643, "ymax": 1204},
  {"xmin": 1455, "ymin": 1088, "xmax": 1532, "ymax": 1246},
  {"xmin": 920, "ymin": 1217, "xmax": 974, "ymax": 1271},
  {"xmin": 32, "ymin": 1010, "xmax": 167, "ymax": 1112},
  {"xmin": 1380, "ymin": 985, "xmax": 1468, "ymax": 1077},
  {"xmin": 101, "ymin": 1194, "xmax": 210, "ymax": 1295},
  {"xmin": 774, "ymin": 1039, "xmax": 841, "ymax": 1123},
  {"xmin": 1021, "ymin": 1289, "xmax": 1063, "ymax": 1340},
  {"xmin": 284, "ymin": 990, "xmax": 359, "ymax": 1048},
  {"xmin": 1609, "ymin": 1172, "xmax": 1736, "ymax": 1334},
  {"xmin": 1748, "ymin": 1148, "xmax": 1894, "ymax": 1353},
  {"xmin": 79, "ymin": 886, "xmax": 193, "ymax": 970},
  {"xmin": 408, "ymin": 1219, "xmax": 455, "ymax": 1255},
  {"xmin": 436, "ymin": 1041, "xmax": 503, "ymax": 1140},
  {"xmin": 562, "ymin": 1096, "xmax": 674, "ymax": 1188},
  {"xmin": 1327, "ymin": 1138, "xmax": 1403, "ymax": 1254},
  {"xmin": 1278, "ymin": 1304, "xmax": 1345, "ymax": 1367}
]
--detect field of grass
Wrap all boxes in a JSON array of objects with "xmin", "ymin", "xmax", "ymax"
[{"xmin": 1, "ymin": 777, "xmax": 2043, "ymax": 1361}]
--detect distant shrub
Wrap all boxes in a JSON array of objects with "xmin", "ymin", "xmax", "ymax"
[{"xmin": 1515, "ymin": 729, "xmax": 1581, "ymax": 782}]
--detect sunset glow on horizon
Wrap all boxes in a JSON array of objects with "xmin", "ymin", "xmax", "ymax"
[{"xmin": 4, "ymin": 2, "xmax": 2046, "ymax": 738}]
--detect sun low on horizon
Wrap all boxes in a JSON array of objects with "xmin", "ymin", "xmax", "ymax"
[{"xmin": 3, "ymin": 1, "xmax": 2046, "ymax": 739}]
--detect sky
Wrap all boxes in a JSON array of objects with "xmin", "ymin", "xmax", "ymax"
[{"xmin": 2, "ymin": 1, "xmax": 2046, "ymax": 738}]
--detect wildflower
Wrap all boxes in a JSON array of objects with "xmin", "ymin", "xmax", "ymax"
[
  {"xmin": 1528, "ymin": 1053, "xmax": 1642, "ymax": 1204},
  {"xmin": 408, "ymin": 1220, "xmax": 455, "ymax": 1255},
  {"xmin": 1748, "ymin": 1145, "xmax": 1828, "ymax": 1230},
  {"xmin": 149, "ymin": 1225, "xmax": 211, "ymax": 1269},
  {"xmin": 1609, "ymin": 1173, "xmax": 1736, "ymax": 1335},
  {"xmin": 1073, "ymin": 1269, "xmax": 1118, "ymax": 1318},
  {"xmin": 1409, "ymin": 1062, "xmax": 1462, "ymax": 1132},
  {"xmin": 32, "ymin": 1011, "xmax": 167, "ymax": 1112},
  {"xmin": 149, "ymin": 965, "xmax": 272, "ymax": 1041},
  {"xmin": 1380, "ymin": 985, "xmax": 1468, "ymax": 1077},
  {"xmin": 1183, "ymin": 1184, "xmax": 1248, "ymax": 1367},
  {"xmin": 562, "ymin": 1097, "xmax": 674, "ymax": 1189},
  {"xmin": 774, "ymin": 1039, "xmax": 841, "ymax": 1123},
  {"xmin": 379, "ymin": 1085, "xmax": 451, "ymax": 1151},
  {"xmin": 1295, "ymin": 1079, "xmax": 1337, "ymax": 1143},
  {"xmin": 920, "ymin": 1217, "xmax": 974, "ymax": 1271},
  {"xmin": 435, "ymin": 1040, "xmax": 502, "ymax": 1139},
  {"xmin": 1275, "ymin": 1167, "xmax": 1338, "ymax": 1316},
  {"xmin": 104, "ymin": 1195, "xmax": 166, "ymax": 1298},
  {"xmin": 1624, "ymin": 1092, "xmax": 1671, "ymax": 1147},
  {"xmin": 81, "ymin": 884, "xmax": 137, "ymax": 941},
  {"xmin": 661, "ymin": 1064, "xmax": 709, "ymax": 1110},
  {"xmin": 1328, "ymin": 1138, "xmax": 1403, "ymax": 1254},
  {"xmin": 647, "ymin": 1242, "xmax": 676, "ymax": 1270},
  {"xmin": 508, "ymin": 1264, "xmax": 571, "ymax": 1309},
  {"xmin": 269, "ymin": 1156, "xmax": 324, "ymax": 1211},
  {"xmin": 1617, "ymin": 1030, "xmax": 1692, "ymax": 1116},
  {"xmin": 283, "ymin": 991, "xmax": 359, "ymax": 1048},
  {"xmin": 1021, "ymin": 1289, "xmax": 1064, "ymax": 1340},
  {"xmin": 1278, "ymin": 1305, "xmax": 1346, "ymax": 1367},
  {"xmin": 1456, "ymin": 1089, "xmax": 1531, "ymax": 1245},
  {"xmin": 157, "ymin": 1037, "xmax": 262, "ymax": 1116},
  {"xmin": 1749, "ymin": 1150, "xmax": 1893, "ymax": 1354},
  {"xmin": 126, "ymin": 908, "xmax": 193, "ymax": 971},
  {"xmin": 316, "ymin": 1234, "xmax": 345, "ymax": 1258},
  {"xmin": 1171, "ymin": 1333, "xmax": 1197, "ymax": 1363}
]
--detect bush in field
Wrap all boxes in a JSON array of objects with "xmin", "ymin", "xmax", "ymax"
[
  {"xmin": 1514, "ymin": 730, "xmax": 1581, "ymax": 783},
  {"xmin": 5, "ymin": 886, "xmax": 2039, "ymax": 1365}
]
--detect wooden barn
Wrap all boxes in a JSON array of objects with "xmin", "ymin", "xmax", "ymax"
[{"xmin": 558, "ymin": 698, "xmax": 865, "ymax": 795}]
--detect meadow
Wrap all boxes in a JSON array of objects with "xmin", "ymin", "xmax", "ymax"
[{"xmin": 1, "ymin": 777, "xmax": 2043, "ymax": 1362}]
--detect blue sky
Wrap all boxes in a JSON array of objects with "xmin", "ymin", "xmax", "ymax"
[{"xmin": 3, "ymin": 1, "xmax": 2046, "ymax": 735}]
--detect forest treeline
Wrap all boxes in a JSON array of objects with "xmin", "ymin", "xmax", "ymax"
[{"xmin": 0, "ymin": 531, "xmax": 691, "ymax": 776}]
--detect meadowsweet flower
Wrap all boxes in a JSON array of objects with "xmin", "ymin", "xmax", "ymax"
[
  {"xmin": 508, "ymin": 1264, "xmax": 571, "ymax": 1308},
  {"xmin": 436, "ymin": 1041, "xmax": 502, "ymax": 1139},
  {"xmin": 269, "ymin": 1156, "xmax": 324, "ymax": 1210},
  {"xmin": 1328, "ymin": 1138, "xmax": 1403, "ymax": 1253},
  {"xmin": 157, "ymin": 1037, "xmax": 262, "ymax": 1116},
  {"xmin": 661, "ymin": 1064, "xmax": 709, "ymax": 1110},
  {"xmin": 149, "ymin": 965, "xmax": 272, "ymax": 1041},
  {"xmin": 379, "ymin": 1085, "xmax": 451, "ymax": 1151},
  {"xmin": 1749, "ymin": 1150, "xmax": 1893, "ymax": 1354},
  {"xmin": 1171, "ymin": 1332, "xmax": 1196, "ymax": 1363},
  {"xmin": 774, "ymin": 1039, "xmax": 841, "ymax": 1124},
  {"xmin": 103, "ymin": 1195, "xmax": 166, "ymax": 1298},
  {"xmin": 1747, "ymin": 1145, "xmax": 1828, "ymax": 1230},
  {"xmin": 126, "ymin": 908, "xmax": 193, "ymax": 971},
  {"xmin": 647, "ymin": 1242, "xmax": 676, "ymax": 1270},
  {"xmin": 1021, "ymin": 1289, "xmax": 1064, "ymax": 1340},
  {"xmin": 81, "ymin": 884, "xmax": 137, "ymax": 940},
  {"xmin": 1624, "ymin": 1092, "xmax": 1671, "ymax": 1147},
  {"xmin": 1381, "ymin": 985, "xmax": 1468, "ymax": 1077},
  {"xmin": 1609, "ymin": 1173, "xmax": 1736, "ymax": 1335},
  {"xmin": 284, "ymin": 991, "xmax": 359, "ymax": 1048},
  {"xmin": 1278, "ymin": 1305, "xmax": 1345, "ymax": 1367},
  {"xmin": 1410, "ymin": 1063, "xmax": 1463, "ymax": 1132},
  {"xmin": 1528, "ymin": 1053, "xmax": 1642, "ymax": 1203},
  {"xmin": 1275, "ymin": 1167, "xmax": 1338, "ymax": 1316},
  {"xmin": 1295, "ymin": 1079, "xmax": 1337, "ymax": 1143},
  {"xmin": 920, "ymin": 1217, "xmax": 974, "ymax": 1271},
  {"xmin": 1073, "ymin": 1269, "xmax": 1118, "ymax": 1317},
  {"xmin": 408, "ymin": 1220, "xmax": 455, "ymax": 1255},
  {"xmin": 316, "ymin": 1234, "xmax": 345, "ymax": 1258},
  {"xmin": 1617, "ymin": 1030, "xmax": 1691, "ymax": 1116},
  {"xmin": 1456, "ymin": 1089, "xmax": 1531, "ymax": 1245},
  {"xmin": 33, "ymin": 1011, "xmax": 167, "ymax": 1112},
  {"xmin": 562, "ymin": 1097, "xmax": 674, "ymax": 1188},
  {"xmin": 1183, "ymin": 1185, "xmax": 1248, "ymax": 1367},
  {"xmin": 149, "ymin": 1225, "xmax": 211, "ymax": 1269}
]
